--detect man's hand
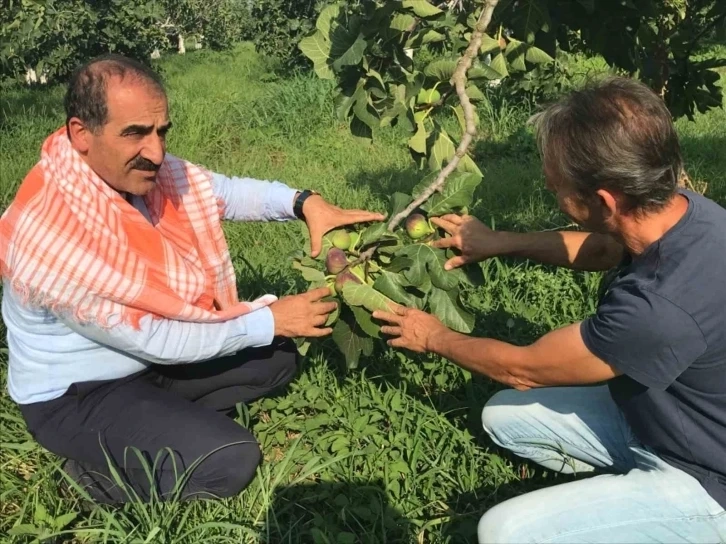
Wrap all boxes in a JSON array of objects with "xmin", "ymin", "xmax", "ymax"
[
  {"xmin": 301, "ymin": 194, "xmax": 385, "ymax": 257},
  {"xmin": 270, "ymin": 287, "xmax": 337, "ymax": 338},
  {"xmin": 372, "ymin": 306, "xmax": 449, "ymax": 353},
  {"xmin": 430, "ymin": 214, "xmax": 504, "ymax": 270}
]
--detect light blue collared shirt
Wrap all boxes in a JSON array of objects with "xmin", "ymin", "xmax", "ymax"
[{"xmin": 4, "ymin": 173, "xmax": 299, "ymax": 404}]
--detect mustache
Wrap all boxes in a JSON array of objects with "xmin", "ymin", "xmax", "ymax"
[{"xmin": 130, "ymin": 156, "xmax": 160, "ymax": 172}]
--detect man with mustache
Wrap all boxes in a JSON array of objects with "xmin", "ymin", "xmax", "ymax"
[
  {"xmin": 0, "ymin": 54, "xmax": 383, "ymax": 503},
  {"xmin": 374, "ymin": 77, "xmax": 726, "ymax": 542}
]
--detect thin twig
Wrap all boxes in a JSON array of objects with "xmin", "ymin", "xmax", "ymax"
[{"xmin": 387, "ymin": 0, "xmax": 500, "ymax": 231}]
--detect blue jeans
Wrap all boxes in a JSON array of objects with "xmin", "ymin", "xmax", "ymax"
[{"xmin": 477, "ymin": 386, "xmax": 726, "ymax": 543}]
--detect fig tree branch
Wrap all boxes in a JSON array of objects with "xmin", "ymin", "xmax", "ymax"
[{"xmin": 386, "ymin": 0, "xmax": 500, "ymax": 232}]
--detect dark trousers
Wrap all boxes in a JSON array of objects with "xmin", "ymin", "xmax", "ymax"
[{"xmin": 19, "ymin": 339, "xmax": 298, "ymax": 504}]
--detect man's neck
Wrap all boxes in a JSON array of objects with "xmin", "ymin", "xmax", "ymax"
[{"xmin": 614, "ymin": 193, "xmax": 690, "ymax": 256}]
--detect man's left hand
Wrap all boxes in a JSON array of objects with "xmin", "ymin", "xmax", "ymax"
[
  {"xmin": 372, "ymin": 306, "xmax": 448, "ymax": 353},
  {"xmin": 302, "ymin": 194, "xmax": 385, "ymax": 257}
]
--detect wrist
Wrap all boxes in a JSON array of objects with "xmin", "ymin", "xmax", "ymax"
[
  {"xmin": 293, "ymin": 189, "xmax": 321, "ymax": 220},
  {"xmin": 494, "ymin": 231, "xmax": 523, "ymax": 258},
  {"xmin": 427, "ymin": 326, "xmax": 453, "ymax": 354}
]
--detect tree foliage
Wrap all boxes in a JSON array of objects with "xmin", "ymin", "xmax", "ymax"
[
  {"xmin": 0, "ymin": 0, "xmax": 253, "ymax": 85},
  {"xmin": 249, "ymin": 0, "xmax": 339, "ymax": 72},
  {"xmin": 158, "ymin": 0, "xmax": 252, "ymax": 52},
  {"xmin": 1, "ymin": 0, "xmax": 166, "ymax": 84},
  {"xmin": 492, "ymin": 0, "xmax": 726, "ymax": 120},
  {"xmin": 298, "ymin": 1, "xmax": 550, "ymax": 166}
]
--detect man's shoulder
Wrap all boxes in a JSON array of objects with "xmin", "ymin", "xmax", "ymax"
[{"xmin": 2, "ymin": 163, "xmax": 46, "ymax": 217}]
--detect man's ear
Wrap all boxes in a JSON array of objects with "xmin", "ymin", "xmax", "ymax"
[
  {"xmin": 595, "ymin": 188, "xmax": 618, "ymax": 219},
  {"xmin": 67, "ymin": 117, "xmax": 91, "ymax": 154}
]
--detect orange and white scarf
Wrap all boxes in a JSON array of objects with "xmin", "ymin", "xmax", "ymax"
[{"xmin": 0, "ymin": 127, "xmax": 276, "ymax": 329}]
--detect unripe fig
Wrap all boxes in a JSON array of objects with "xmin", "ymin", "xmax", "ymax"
[
  {"xmin": 326, "ymin": 248, "xmax": 348, "ymax": 274},
  {"xmin": 405, "ymin": 213, "xmax": 434, "ymax": 240},
  {"xmin": 348, "ymin": 231, "xmax": 360, "ymax": 250},
  {"xmin": 334, "ymin": 269, "xmax": 363, "ymax": 294},
  {"xmin": 331, "ymin": 229, "xmax": 351, "ymax": 250},
  {"xmin": 414, "ymin": 110, "xmax": 427, "ymax": 123}
]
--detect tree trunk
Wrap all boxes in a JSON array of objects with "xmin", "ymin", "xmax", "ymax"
[
  {"xmin": 25, "ymin": 67, "xmax": 37, "ymax": 85},
  {"xmin": 178, "ymin": 34, "xmax": 185, "ymax": 54}
]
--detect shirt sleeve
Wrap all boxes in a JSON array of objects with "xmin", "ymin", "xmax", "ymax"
[
  {"xmin": 211, "ymin": 172, "xmax": 299, "ymax": 222},
  {"xmin": 581, "ymin": 284, "xmax": 707, "ymax": 390},
  {"xmin": 56, "ymin": 306, "xmax": 276, "ymax": 365}
]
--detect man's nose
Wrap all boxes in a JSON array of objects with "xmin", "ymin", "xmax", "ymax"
[{"xmin": 143, "ymin": 134, "xmax": 165, "ymax": 166}]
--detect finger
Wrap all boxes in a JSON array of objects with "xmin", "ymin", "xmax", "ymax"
[
  {"xmin": 312, "ymin": 314, "xmax": 327, "ymax": 326},
  {"xmin": 307, "ymin": 326, "xmax": 333, "ymax": 338},
  {"xmin": 314, "ymin": 301, "xmax": 338, "ymax": 315},
  {"xmin": 380, "ymin": 325, "xmax": 402, "ymax": 336},
  {"xmin": 442, "ymin": 213, "xmax": 463, "ymax": 224},
  {"xmin": 444, "ymin": 255, "xmax": 468, "ymax": 271},
  {"xmin": 430, "ymin": 217, "xmax": 457, "ymax": 234},
  {"xmin": 430, "ymin": 236, "xmax": 457, "ymax": 250},
  {"xmin": 309, "ymin": 232, "xmax": 322, "ymax": 258},
  {"xmin": 307, "ymin": 286, "xmax": 334, "ymax": 300},
  {"xmin": 338, "ymin": 210, "xmax": 386, "ymax": 225},
  {"xmin": 387, "ymin": 337, "xmax": 412, "ymax": 350},
  {"xmin": 371, "ymin": 310, "xmax": 401, "ymax": 324}
]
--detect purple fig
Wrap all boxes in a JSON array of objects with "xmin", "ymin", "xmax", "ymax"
[
  {"xmin": 334, "ymin": 269, "xmax": 363, "ymax": 294},
  {"xmin": 326, "ymin": 248, "xmax": 348, "ymax": 274}
]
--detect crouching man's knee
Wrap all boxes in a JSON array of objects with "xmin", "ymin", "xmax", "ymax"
[
  {"xmin": 478, "ymin": 500, "xmax": 528, "ymax": 544},
  {"xmin": 191, "ymin": 439, "xmax": 262, "ymax": 499},
  {"xmin": 481, "ymin": 388, "xmax": 527, "ymax": 449}
]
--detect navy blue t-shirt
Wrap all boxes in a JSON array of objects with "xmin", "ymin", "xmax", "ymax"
[{"xmin": 581, "ymin": 189, "xmax": 726, "ymax": 508}]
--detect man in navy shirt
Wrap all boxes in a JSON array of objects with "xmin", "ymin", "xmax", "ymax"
[{"xmin": 374, "ymin": 77, "xmax": 726, "ymax": 542}]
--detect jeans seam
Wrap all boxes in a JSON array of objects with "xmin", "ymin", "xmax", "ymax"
[
  {"xmin": 495, "ymin": 434, "xmax": 632, "ymax": 469},
  {"xmin": 540, "ymin": 511, "xmax": 726, "ymax": 543}
]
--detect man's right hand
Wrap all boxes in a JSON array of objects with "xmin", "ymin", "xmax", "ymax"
[
  {"xmin": 269, "ymin": 287, "xmax": 337, "ymax": 338},
  {"xmin": 430, "ymin": 214, "xmax": 505, "ymax": 270}
]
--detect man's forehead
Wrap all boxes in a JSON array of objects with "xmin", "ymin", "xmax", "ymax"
[{"xmin": 105, "ymin": 77, "xmax": 168, "ymax": 119}]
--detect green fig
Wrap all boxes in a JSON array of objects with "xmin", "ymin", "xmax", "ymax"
[
  {"xmin": 405, "ymin": 213, "xmax": 434, "ymax": 240},
  {"xmin": 326, "ymin": 248, "xmax": 348, "ymax": 274},
  {"xmin": 348, "ymin": 231, "xmax": 360, "ymax": 250},
  {"xmin": 331, "ymin": 229, "xmax": 351, "ymax": 250}
]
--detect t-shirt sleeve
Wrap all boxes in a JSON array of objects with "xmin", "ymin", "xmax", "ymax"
[{"xmin": 581, "ymin": 284, "xmax": 707, "ymax": 390}]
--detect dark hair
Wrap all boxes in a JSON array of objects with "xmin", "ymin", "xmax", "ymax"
[
  {"xmin": 528, "ymin": 76, "xmax": 683, "ymax": 213},
  {"xmin": 64, "ymin": 54, "xmax": 166, "ymax": 134}
]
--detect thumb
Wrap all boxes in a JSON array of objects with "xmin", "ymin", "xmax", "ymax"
[
  {"xmin": 444, "ymin": 255, "xmax": 467, "ymax": 271},
  {"xmin": 310, "ymin": 233, "xmax": 322, "ymax": 258}
]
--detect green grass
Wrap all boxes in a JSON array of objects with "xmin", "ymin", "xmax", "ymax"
[{"xmin": 1, "ymin": 41, "xmax": 725, "ymax": 543}]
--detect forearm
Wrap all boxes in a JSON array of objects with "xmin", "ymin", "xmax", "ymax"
[
  {"xmin": 498, "ymin": 231, "xmax": 624, "ymax": 271},
  {"xmin": 58, "ymin": 306, "xmax": 275, "ymax": 364},
  {"xmin": 212, "ymin": 172, "xmax": 299, "ymax": 222},
  {"xmin": 428, "ymin": 329, "xmax": 529, "ymax": 388},
  {"xmin": 427, "ymin": 323, "xmax": 618, "ymax": 389}
]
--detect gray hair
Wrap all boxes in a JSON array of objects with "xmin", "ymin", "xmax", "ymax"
[{"xmin": 528, "ymin": 76, "xmax": 683, "ymax": 213}]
